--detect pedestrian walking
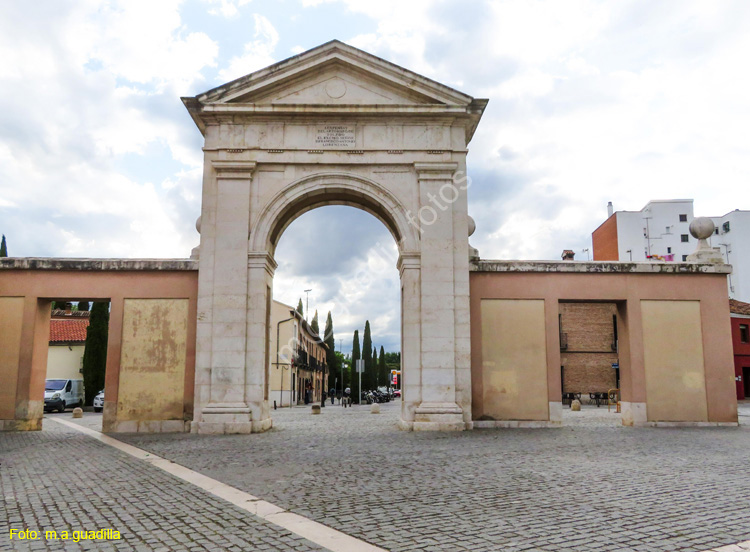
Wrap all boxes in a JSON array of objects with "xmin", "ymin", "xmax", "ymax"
[
  {"xmin": 343, "ymin": 387, "xmax": 351, "ymax": 408},
  {"xmin": 329, "ymin": 388, "xmax": 335, "ymax": 405}
]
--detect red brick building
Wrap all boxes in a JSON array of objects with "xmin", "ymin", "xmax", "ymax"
[{"xmin": 730, "ymin": 299, "xmax": 750, "ymax": 399}]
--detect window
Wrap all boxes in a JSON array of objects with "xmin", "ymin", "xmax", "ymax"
[
  {"xmin": 715, "ymin": 227, "xmax": 720, "ymax": 235},
  {"xmin": 723, "ymin": 221, "xmax": 731, "ymax": 233},
  {"xmin": 682, "ymin": 255, "xmax": 688, "ymax": 261},
  {"xmin": 679, "ymin": 214, "xmax": 687, "ymax": 222},
  {"xmin": 667, "ymin": 247, "xmax": 672, "ymax": 254},
  {"xmin": 741, "ymin": 324, "xmax": 749, "ymax": 344},
  {"xmin": 681, "ymin": 234, "xmax": 689, "ymax": 242}
]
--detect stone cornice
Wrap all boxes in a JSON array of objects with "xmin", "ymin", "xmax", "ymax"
[
  {"xmin": 0, "ymin": 258, "xmax": 198, "ymax": 271},
  {"xmin": 470, "ymin": 260, "xmax": 732, "ymax": 274}
]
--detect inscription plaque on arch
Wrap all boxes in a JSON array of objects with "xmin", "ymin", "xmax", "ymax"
[{"xmin": 314, "ymin": 125, "xmax": 355, "ymax": 148}]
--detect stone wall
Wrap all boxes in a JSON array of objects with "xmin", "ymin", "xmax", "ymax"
[
  {"xmin": 0, "ymin": 259, "xmax": 197, "ymax": 433},
  {"xmin": 470, "ymin": 260, "xmax": 737, "ymax": 427}
]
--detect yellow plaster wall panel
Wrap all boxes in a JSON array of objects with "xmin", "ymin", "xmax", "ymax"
[
  {"xmin": 117, "ymin": 299, "xmax": 188, "ymax": 421},
  {"xmin": 0, "ymin": 298, "xmax": 24, "ymax": 419},
  {"xmin": 480, "ymin": 299, "xmax": 548, "ymax": 420},
  {"xmin": 641, "ymin": 300, "xmax": 708, "ymax": 422}
]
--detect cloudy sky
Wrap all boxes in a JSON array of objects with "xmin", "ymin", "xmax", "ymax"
[{"xmin": 1, "ymin": 0, "xmax": 748, "ymax": 354}]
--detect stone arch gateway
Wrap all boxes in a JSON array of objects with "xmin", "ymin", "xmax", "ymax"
[{"xmin": 185, "ymin": 40, "xmax": 487, "ymax": 433}]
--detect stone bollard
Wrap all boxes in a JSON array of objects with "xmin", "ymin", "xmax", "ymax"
[
  {"xmin": 72, "ymin": 407, "xmax": 83, "ymax": 419},
  {"xmin": 571, "ymin": 399, "xmax": 581, "ymax": 412},
  {"xmin": 311, "ymin": 404, "xmax": 321, "ymax": 415},
  {"xmin": 371, "ymin": 403, "xmax": 380, "ymax": 414}
]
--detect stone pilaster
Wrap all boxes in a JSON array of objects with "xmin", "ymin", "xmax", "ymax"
[
  {"xmin": 411, "ymin": 162, "xmax": 469, "ymax": 430},
  {"xmin": 193, "ymin": 160, "xmax": 258, "ymax": 434}
]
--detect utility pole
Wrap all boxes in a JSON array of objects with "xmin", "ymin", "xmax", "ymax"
[{"xmin": 720, "ymin": 244, "xmax": 734, "ymax": 293}]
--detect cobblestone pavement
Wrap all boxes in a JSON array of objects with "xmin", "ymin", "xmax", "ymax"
[
  {"xmin": 115, "ymin": 401, "xmax": 750, "ymax": 552},
  {"xmin": 3, "ymin": 404, "xmax": 750, "ymax": 552},
  {"xmin": 0, "ymin": 420, "xmax": 324, "ymax": 552}
]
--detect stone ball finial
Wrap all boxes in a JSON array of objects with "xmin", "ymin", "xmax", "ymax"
[
  {"xmin": 468, "ymin": 216, "xmax": 476, "ymax": 237},
  {"xmin": 686, "ymin": 217, "xmax": 723, "ymax": 263},
  {"xmin": 689, "ymin": 217, "xmax": 714, "ymax": 240},
  {"xmin": 195, "ymin": 216, "xmax": 202, "ymax": 234}
]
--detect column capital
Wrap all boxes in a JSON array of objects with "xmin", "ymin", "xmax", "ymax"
[
  {"xmin": 414, "ymin": 162, "xmax": 458, "ymax": 180},
  {"xmin": 247, "ymin": 251, "xmax": 277, "ymax": 277},
  {"xmin": 211, "ymin": 160, "xmax": 257, "ymax": 179},
  {"xmin": 397, "ymin": 251, "xmax": 421, "ymax": 277}
]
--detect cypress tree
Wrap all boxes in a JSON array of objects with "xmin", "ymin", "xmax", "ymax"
[
  {"xmin": 351, "ymin": 329, "xmax": 360, "ymax": 398},
  {"xmin": 82, "ymin": 302, "xmax": 109, "ymax": 405},
  {"xmin": 324, "ymin": 312, "xmax": 337, "ymax": 392},
  {"xmin": 311, "ymin": 310, "xmax": 319, "ymax": 336},
  {"xmin": 379, "ymin": 346, "xmax": 387, "ymax": 388},
  {"xmin": 296, "ymin": 298, "xmax": 304, "ymax": 316},
  {"xmin": 78, "ymin": 301, "xmax": 90, "ymax": 311},
  {"xmin": 372, "ymin": 346, "xmax": 378, "ymax": 388},
  {"xmin": 0, "ymin": 234, "xmax": 7, "ymax": 257},
  {"xmin": 362, "ymin": 321, "xmax": 372, "ymax": 390}
]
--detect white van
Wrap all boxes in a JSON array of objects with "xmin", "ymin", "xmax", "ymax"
[{"xmin": 44, "ymin": 379, "xmax": 85, "ymax": 413}]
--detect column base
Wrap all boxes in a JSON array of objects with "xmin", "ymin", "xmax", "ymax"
[
  {"xmin": 407, "ymin": 402, "xmax": 470, "ymax": 431},
  {"xmin": 192, "ymin": 403, "xmax": 271, "ymax": 434},
  {"xmin": 0, "ymin": 418, "xmax": 42, "ymax": 431},
  {"xmin": 621, "ymin": 401, "xmax": 647, "ymax": 426}
]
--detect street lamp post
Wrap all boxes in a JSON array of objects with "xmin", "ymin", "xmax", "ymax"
[{"xmin": 303, "ymin": 288, "xmax": 312, "ymax": 322}]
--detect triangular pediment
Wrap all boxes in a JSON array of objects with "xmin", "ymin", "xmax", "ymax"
[{"xmin": 193, "ymin": 40, "xmax": 475, "ymax": 107}]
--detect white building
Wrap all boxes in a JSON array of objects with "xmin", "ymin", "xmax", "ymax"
[
  {"xmin": 710, "ymin": 210, "xmax": 750, "ymax": 303},
  {"xmin": 592, "ymin": 199, "xmax": 749, "ymax": 302},
  {"xmin": 46, "ymin": 310, "xmax": 89, "ymax": 380}
]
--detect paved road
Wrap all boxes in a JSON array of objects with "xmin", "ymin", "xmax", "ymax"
[{"xmin": 3, "ymin": 402, "xmax": 750, "ymax": 551}]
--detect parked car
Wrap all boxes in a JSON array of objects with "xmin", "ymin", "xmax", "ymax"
[
  {"xmin": 44, "ymin": 379, "xmax": 84, "ymax": 413},
  {"xmin": 93, "ymin": 390, "xmax": 104, "ymax": 412},
  {"xmin": 394, "ymin": 389, "xmax": 401, "ymax": 398}
]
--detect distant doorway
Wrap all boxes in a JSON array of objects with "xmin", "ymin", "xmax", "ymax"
[{"xmin": 744, "ymin": 367, "xmax": 750, "ymax": 399}]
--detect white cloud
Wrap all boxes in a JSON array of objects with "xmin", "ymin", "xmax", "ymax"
[
  {"xmin": 218, "ymin": 14, "xmax": 279, "ymax": 82},
  {"xmin": 0, "ymin": 1, "xmax": 215, "ymax": 258},
  {"xmin": 204, "ymin": 0, "xmax": 253, "ymax": 18}
]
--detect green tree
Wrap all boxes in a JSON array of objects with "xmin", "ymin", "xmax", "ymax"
[
  {"xmin": 332, "ymin": 350, "xmax": 347, "ymax": 391},
  {"xmin": 77, "ymin": 301, "xmax": 90, "ymax": 311},
  {"xmin": 311, "ymin": 310, "xmax": 319, "ymax": 335},
  {"xmin": 82, "ymin": 302, "xmax": 109, "ymax": 405},
  {"xmin": 362, "ymin": 320, "xmax": 372, "ymax": 390},
  {"xmin": 53, "ymin": 301, "xmax": 69, "ymax": 310},
  {"xmin": 0, "ymin": 234, "xmax": 7, "ymax": 257},
  {"xmin": 351, "ymin": 329, "xmax": 360, "ymax": 398},
  {"xmin": 296, "ymin": 298, "xmax": 304, "ymax": 316},
  {"xmin": 379, "ymin": 345, "xmax": 387, "ymax": 388},
  {"xmin": 341, "ymin": 353, "xmax": 351, "ymax": 390},
  {"xmin": 372, "ymin": 346, "xmax": 378, "ymax": 387}
]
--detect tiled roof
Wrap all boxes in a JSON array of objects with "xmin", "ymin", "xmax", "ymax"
[
  {"xmin": 49, "ymin": 319, "xmax": 89, "ymax": 343},
  {"xmin": 729, "ymin": 299, "xmax": 750, "ymax": 316}
]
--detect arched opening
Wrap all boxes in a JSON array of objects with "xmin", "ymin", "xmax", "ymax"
[
  {"xmin": 268, "ymin": 205, "xmax": 402, "ymax": 425},
  {"xmin": 249, "ymin": 173, "xmax": 419, "ymax": 256}
]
